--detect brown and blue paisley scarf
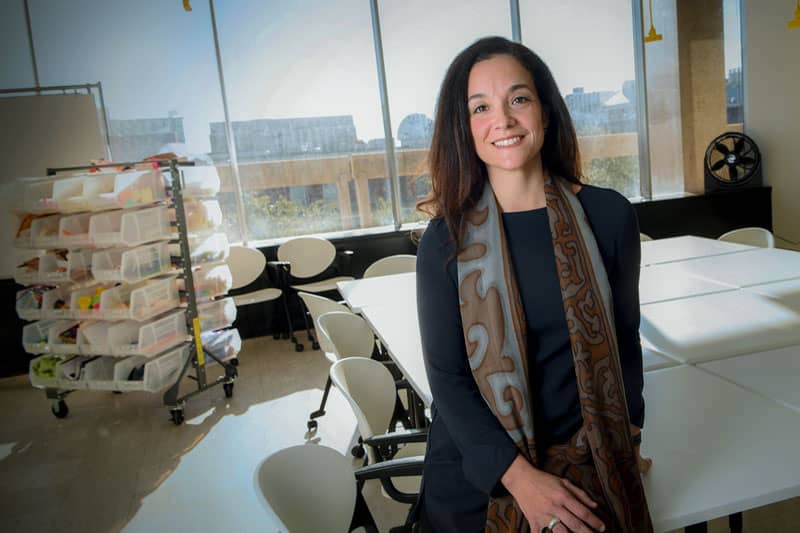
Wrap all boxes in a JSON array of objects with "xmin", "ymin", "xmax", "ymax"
[{"xmin": 457, "ymin": 176, "xmax": 652, "ymax": 532}]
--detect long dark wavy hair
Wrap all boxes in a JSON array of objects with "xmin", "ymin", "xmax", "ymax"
[{"xmin": 417, "ymin": 36, "xmax": 583, "ymax": 252}]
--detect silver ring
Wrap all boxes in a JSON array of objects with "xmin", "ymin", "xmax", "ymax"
[{"xmin": 542, "ymin": 517, "xmax": 561, "ymax": 532}]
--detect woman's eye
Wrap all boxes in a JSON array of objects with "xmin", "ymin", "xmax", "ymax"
[
  {"xmin": 512, "ymin": 95, "xmax": 530, "ymax": 105},
  {"xmin": 472, "ymin": 104, "xmax": 487, "ymax": 114}
]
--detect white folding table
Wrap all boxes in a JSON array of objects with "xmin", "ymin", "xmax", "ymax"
[
  {"xmin": 337, "ymin": 272, "xmax": 416, "ymax": 313},
  {"xmin": 640, "ymin": 235, "xmax": 755, "ymax": 266},
  {"xmin": 667, "ymin": 247, "xmax": 800, "ymax": 288},
  {"xmin": 638, "ymin": 261, "xmax": 736, "ymax": 305}
]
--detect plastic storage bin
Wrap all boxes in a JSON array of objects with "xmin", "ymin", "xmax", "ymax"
[
  {"xmin": 169, "ymin": 232, "xmax": 229, "ymax": 268},
  {"xmin": 92, "ymin": 168, "xmax": 167, "ymax": 211},
  {"xmin": 181, "ymin": 199, "xmax": 223, "ymax": 234},
  {"xmin": 22, "ymin": 320, "xmax": 59, "ymax": 354},
  {"xmin": 182, "ymin": 264, "xmax": 232, "ymax": 301},
  {"xmin": 107, "ymin": 344, "xmax": 190, "ymax": 392},
  {"xmin": 23, "ymin": 178, "xmax": 59, "ymax": 214},
  {"xmin": 77, "ymin": 321, "xmax": 115, "ymax": 355},
  {"xmin": 198, "ymin": 297, "xmax": 237, "ymax": 332},
  {"xmin": 89, "ymin": 206, "xmax": 172, "ymax": 248},
  {"xmin": 56, "ymin": 173, "xmax": 116, "ymax": 212},
  {"xmin": 59, "ymin": 212, "xmax": 93, "ymax": 248},
  {"xmin": 109, "ymin": 310, "xmax": 187, "ymax": 357},
  {"xmin": 14, "ymin": 249, "xmax": 92, "ymax": 285},
  {"xmin": 68, "ymin": 283, "xmax": 115, "ymax": 319},
  {"xmin": 15, "ymin": 214, "xmax": 61, "ymax": 248},
  {"xmin": 29, "ymin": 354, "xmax": 62, "ymax": 388},
  {"xmin": 16, "ymin": 286, "xmax": 53, "ymax": 321},
  {"xmin": 47, "ymin": 320, "xmax": 82, "ymax": 355},
  {"xmin": 91, "ymin": 242, "xmax": 170, "ymax": 283},
  {"xmin": 201, "ymin": 328, "xmax": 241, "ymax": 367},
  {"xmin": 175, "ymin": 165, "xmax": 221, "ymax": 198},
  {"xmin": 98, "ymin": 276, "xmax": 180, "ymax": 321}
]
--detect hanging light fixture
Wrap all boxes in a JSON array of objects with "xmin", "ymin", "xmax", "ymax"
[
  {"xmin": 789, "ymin": 0, "xmax": 800, "ymax": 30},
  {"xmin": 644, "ymin": 0, "xmax": 663, "ymax": 42}
]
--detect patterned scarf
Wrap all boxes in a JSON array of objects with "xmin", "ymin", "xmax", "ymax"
[{"xmin": 456, "ymin": 176, "xmax": 652, "ymax": 532}]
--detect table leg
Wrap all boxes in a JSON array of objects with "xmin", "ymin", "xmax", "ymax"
[{"xmin": 685, "ymin": 522, "xmax": 707, "ymax": 533}]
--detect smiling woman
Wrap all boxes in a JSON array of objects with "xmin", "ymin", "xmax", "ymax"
[{"xmin": 413, "ymin": 36, "xmax": 653, "ymax": 533}]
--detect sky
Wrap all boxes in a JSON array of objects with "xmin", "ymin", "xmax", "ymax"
[{"xmin": 1, "ymin": 0, "xmax": 742, "ymax": 156}]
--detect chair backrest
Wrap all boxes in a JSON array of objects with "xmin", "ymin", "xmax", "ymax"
[
  {"xmin": 718, "ymin": 227, "xmax": 775, "ymax": 248},
  {"xmin": 277, "ymin": 237, "xmax": 337, "ymax": 279},
  {"xmin": 256, "ymin": 444, "xmax": 356, "ymax": 533},
  {"xmin": 363, "ymin": 254, "xmax": 417, "ymax": 279},
  {"xmin": 330, "ymin": 358, "xmax": 397, "ymax": 464},
  {"xmin": 227, "ymin": 245, "xmax": 266, "ymax": 289},
  {"xmin": 639, "ymin": 233, "xmax": 653, "ymax": 242},
  {"xmin": 317, "ymin": 311, "xmax": 375, "ymax": 360},
  {"xmin": 297, "ymin": 293, "xmax": 352, "ymax": 355}
]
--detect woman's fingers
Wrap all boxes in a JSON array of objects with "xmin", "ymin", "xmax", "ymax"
[
  {"xmin": 562, "ymin": 478, "xmax": 597, "ymax": 509},
  {"xmin": 561, "ymin": 496, "xmax": 606, "ymax": 532},
  {"xmin": 552, "ymin": 507, "xmax": 603, "ymax": 533},
  {"xmin": 638, "ymin": 455, "xmax": 653, "ymax": 473}
]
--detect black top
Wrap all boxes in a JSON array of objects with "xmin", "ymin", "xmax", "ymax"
[{"xmin": 415, "ymin": 184, "xmax": 644, "ymax": 532}]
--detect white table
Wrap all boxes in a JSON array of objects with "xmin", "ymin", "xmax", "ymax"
[
  {"xmin": 640, "ymin": 289, "xmax": 800, "ymax": 364},
  {"xmin": 668, "ymin": 247, "xmax": 800, "ymax": 288},
  {"xmin": 641, "ymin": 365, "xmax": 800, "ymax": 532},
  {"xmin": 337, "ymin": 272, "xmax": 416, "ymax": 313},
  {"xmin": 640, "ymin": 235, "xmax": 755, "ymax": 266},
  {"xmin": 638, "ymin": 261, "xmax": 736, "ymax": 305},
  {"xmin": 700, "ymin": 344, "xmax": 800, "ymax": 413},
  {"xmin": 744, "ymin": 278, "xmax": 800, "ymax": 310}
]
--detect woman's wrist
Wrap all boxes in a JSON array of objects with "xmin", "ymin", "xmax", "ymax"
[{"xmin": 501, "ymin": 454, "xmax": 529, "ymax": 492}]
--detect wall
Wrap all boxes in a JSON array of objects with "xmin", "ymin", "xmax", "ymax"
[{"xmin": 743, "ymin": 0, "xmax": 800, "ymax": 250}]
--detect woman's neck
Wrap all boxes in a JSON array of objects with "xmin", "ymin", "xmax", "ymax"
[{"xmin": 487, "ymin": 160, "xmax": 547, "ymax": 213}]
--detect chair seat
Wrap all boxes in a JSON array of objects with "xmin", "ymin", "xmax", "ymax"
[
  {"xmin": 233, "ymin": 288, "xmax": 282, "ymax": 306},
  {"xmin": 384, "ymin": 443, "xmax": 425, "ymax": 495},
  {"xmin": 291, "ymin": 276, "xmax": 354, "ymax": 293}
]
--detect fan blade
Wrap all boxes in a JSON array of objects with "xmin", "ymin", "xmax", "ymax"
[
  {"xmin": 733, "ymin": 136, "xmax": 745, "ymax": 154},
  {"xmin": 715, "ymin": 142, "xmax": 731, "ymax": 156},
  {"xmin": 711, "ymin": 159, "xmax": 727, "ymax": 171},
  {"xmin": 728, "ymin": 163, "xmax": 739, "ymax": 181},
  {"xmin": 739, "ymin": 156, "xmax": 756, "ymax": 166}
]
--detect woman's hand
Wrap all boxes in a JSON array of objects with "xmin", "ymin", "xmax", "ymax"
[
  {"xmin": 501, "ymin": 455, "xmax": 606, "ymax": 532},
  {"xmin": 630, "ymin": 425, "xmax": 653, "ymax": 474}
]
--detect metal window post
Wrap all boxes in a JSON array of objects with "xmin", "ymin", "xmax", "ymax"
[
  {"xmin": 510, "ymin": 0, "xmax": 522, "ymax": 42},
  {"xmin": 632, "ymin": 0, "xmax": 653, "ymax": 200}
]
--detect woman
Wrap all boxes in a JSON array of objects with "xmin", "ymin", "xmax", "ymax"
[{"xmin": 413, "ymin": 36, "xmax": 653, "ymax": 533}]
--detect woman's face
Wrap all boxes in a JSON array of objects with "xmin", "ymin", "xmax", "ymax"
[{"xmin": 467, "ymin": 54, "xmax": 547, "ymax": 178}]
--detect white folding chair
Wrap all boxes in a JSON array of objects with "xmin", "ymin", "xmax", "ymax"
[
  {"xmin": 363, "ymin": 254, "xmax": 417, "ymax": 279},
  {"xmin": 271, "ymin": 237, "xmax": 354, "ymax": 351},
  {"xmin": 330, "ymin": 357, "xmax": 426, "ymax": 504},
  {"xmin": 226, "ymin": 245, "xmax": 283, "ymax": 338},
  {"xmin": 718, "ymin": 227, "xmax": 775, "ymax": 248},
  {"xmin": 639, "ymin": 233, "xmax": 654, "ymax": 242}
]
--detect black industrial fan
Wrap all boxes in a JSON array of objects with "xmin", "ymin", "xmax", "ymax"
[{"xmin": 704, "ymin": 131, "xmax": 762, "ymax": 192}]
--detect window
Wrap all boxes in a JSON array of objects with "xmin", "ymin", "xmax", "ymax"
[
  {"xmin": 521, "ymin": 0, "xmax": 641, "ymax": 198},
  {"xmin": 0, "ymin": 1, "xmax": 35, "ymax": 88},
  {"xmin": 379, "ymin": 0, "xmax": 512, "ymax": 224},
  {"xmin": 215, "ymin": 0, "xmax": 387, "ymax": 241},
  {"xmin": 28, "ymin": 0, "xmax": 242, "ymax": 241}
]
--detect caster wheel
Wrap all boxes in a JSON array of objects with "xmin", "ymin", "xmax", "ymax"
[
  {"xmin": 312, "ymin": 341, "xmax": 320, "ymax": 350},
  {"xmin": 229, "ymin": 358, "xmax": 239, "ymax": 367},
  {"xmin": 272, "ymin": 332, "xmax": 281, "ymax": 340},
  {"xmin": 351, "ymin": 445, "xmax": 365, "ymax": 458},
  {"xmin": 170, "ymin": 409, "xmax": 184, "ymax": 426},
  {"xmin": 307, "ymin": 419, "xmax": 318, "ymax": 430},
  {"xmin": 295, "ymin": 343, "xmax": 304, "ymax": 352},
  {"xmin": 223, "ymin": 382, "xmax": 234, "ymax": 398},
  {"xmin": 51, "ymin": 400, "xmax": 69, "ymax": 419},
  {"xmin": 112, "ymin": 390, "xmax": 123, "ymax": 395}
]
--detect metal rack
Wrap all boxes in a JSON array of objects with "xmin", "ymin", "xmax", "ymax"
[{"xmin": 28, "ymin": 158, "xmax": 238, "ymax": 424}]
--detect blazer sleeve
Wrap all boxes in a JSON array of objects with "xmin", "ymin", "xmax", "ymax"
[
  {"xmin": 416, "ymin": 221, "xmax": 519, "ymax": 495},
  {"xmin": 610, "ymin": 201, "xmax": 645, "ymax": 428}
]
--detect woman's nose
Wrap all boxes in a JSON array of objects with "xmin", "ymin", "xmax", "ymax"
[{"xmin": 494, "ymin": 106, "xmax": 516, "ymax": 128}]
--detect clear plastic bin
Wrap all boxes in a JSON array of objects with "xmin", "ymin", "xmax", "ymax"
[
  {"xmin": 29, "ymin": 354, "xmax": 62, "ymax": 388},
  {"xmin": 169, "ymin": 232, "xmax": 230, "ymax": 268},
  {"xmin": 69, "ymin": 283, "xmax": 115, "ymax": 319},
  {"xmin": 40, "ymin": 285, "xmax": 73, "ymax": 319},
  {"xmin": 92, "ymin": 168, "xmax": 167, "ymax": 211},
  {"xmin": 15, "ymin": 214, "xmax": 61, "ymax": 248},
  {"xmin": 181, "ymin": 264, "xmax": 232, "ymax": 301},
  {"xmin": 181, "ymin": 199, "xmax": 223, "ymax": 234},
  {"xmin": 201, "ymin": 328, "xmax": 241, "ymax": 367},
  {"xmin": 92, "ymin": 242, "xmax": 170, "ymax": 283},
  {"xmin": 59, "ymin": 212, "xmax": 93, "ymax": 248},
  {"xmin": 48, "ymin": 320, "xmax": 82, "ymax": 355},
  {"xmin": 56, "ymin": 173, "xmax": 116, "ymax": 212},
  {"xmin": 98, "ymin": 276, "xmax": 180, "ymax": 321},
  {"xmin": 107, "ymin": 344, "xmax": 190, "ymax": 392},
  {"xmin": 22, "ymin": 320, "xmax": 58, "ymax": 354},
  {"xmin": 16, "ymin": 286, "xmax": 54, "ymax": 321},
  {"xmin": 14, "ymin": 249, "xmax": 92, "ymax": 285},
  {"xmin": 198, "ymin": 297, "xmax": 237, "ymax": 332},
  {"xmin": 77, "ymin": 321, "xmax": 115, "ymax": 355},
  {"xmin": 23, "ymin": 179, "xmax": 59, "ymax": 214},
  {"xmin": 109, "ymin": 310, "xmax": 187, "ymax": 357},
  {"xmin": 175, "ymin": 165, "xmax": 221, "ymax": 198},
  {"xmin": 81, "ymin": 357, "xmax": 117, "ymax": 382},
  {"xmin": 89, "ymin": 206, "xmax": 172, "ymax": 248}
]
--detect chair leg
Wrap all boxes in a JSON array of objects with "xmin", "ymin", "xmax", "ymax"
[
  {"xmin": 350, "ymin": 485, "xmax": 379, "ymax": 533},
  {"xmin": 307, "ymin": 376, "xmax": 332, "ymax": 430},
  {"xmin": 299, "ymin": 300, "xmax": 319, "ymax": 349},
  {"xmin": 281, "ymin": 291, "xmax": 303, "ymax": 352}
]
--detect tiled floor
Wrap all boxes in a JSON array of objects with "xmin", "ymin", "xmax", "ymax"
[{"xmin": 0, "ymin": 336, "xmax": 797, "ymax": 532}]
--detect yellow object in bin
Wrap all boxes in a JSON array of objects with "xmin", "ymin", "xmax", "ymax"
[
  {"xmin": 789, "ymin": 0, "xmax": 800, "ymax": 30},
  {"xmin": 78, "ymin": 296, "xmax": 92, "ymax": 310}
]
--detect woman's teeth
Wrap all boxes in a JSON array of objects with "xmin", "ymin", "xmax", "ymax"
[{"xmin": 494, "ymin": 136, "xmax": 521, "ymax": 147}]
